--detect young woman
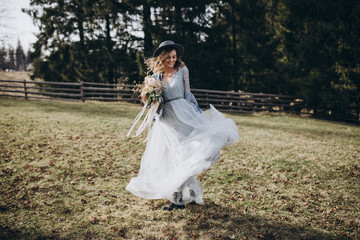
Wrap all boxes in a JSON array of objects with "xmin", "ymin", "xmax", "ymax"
[{"xmin": 126, "ymin": 40, "xmax": 239, "ymax": 210}]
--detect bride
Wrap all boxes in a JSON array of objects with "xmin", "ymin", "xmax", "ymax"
[{"xmin": 126, "ymin": 40, "xmax": 239, "ymax": 210}]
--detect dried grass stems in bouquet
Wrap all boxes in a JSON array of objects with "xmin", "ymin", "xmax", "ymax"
[{"xmin": 127, "ymin": 75, "xmax": 166, "ymax": 140}]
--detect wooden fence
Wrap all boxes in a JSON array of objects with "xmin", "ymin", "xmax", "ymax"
[{"xmin": 0, "ymin": 79, "xmax": 305, "ymax": 114}]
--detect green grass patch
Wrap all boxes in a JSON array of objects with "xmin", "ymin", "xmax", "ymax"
[{"xmin": 0, "ymin": 98, "xmax": 359, "ymax": 239}]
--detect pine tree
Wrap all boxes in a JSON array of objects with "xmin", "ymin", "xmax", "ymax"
[
  {"xmin": 15, "ymin": 40, "xmax": 27, "ymax": 71},
  {"xmin": 0, "ymin": 46, "xmax": 6, "ymax": 70},
  {"xmin": 26, "ymin": 0, "xmax": 138, "ymax": 84},
  {"xmin": 281, "ymin": 0, "xmax": 360, "ymax": 118},
  {"xmin": 8, "ymin": 47, "xmax": 15, "ymax": 70}
]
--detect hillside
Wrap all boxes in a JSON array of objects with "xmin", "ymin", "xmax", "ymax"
[{"xmin": 0, "ymin": 71, "xmax": 33, "ymax": 81}]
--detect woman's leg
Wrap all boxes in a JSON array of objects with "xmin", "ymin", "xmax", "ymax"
[
  {"xmin": 162, "ymin": 176, "xmax": 197, "ymax": 210},
  {"xmin": 162, "ymin": 191, "xmax": 185, "ymax": 210},
  {"xmin": 179, "ymin": 176, "xmax": 204, "ymax": 204}
]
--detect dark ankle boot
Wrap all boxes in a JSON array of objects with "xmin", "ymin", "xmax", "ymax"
[
  {"xmin": 162, "ymin": 192, "xmax": 185, "ymax": 211},
  {"xmin": 162, "ymin": 202, "xmax": 185, "ymax": 211}
]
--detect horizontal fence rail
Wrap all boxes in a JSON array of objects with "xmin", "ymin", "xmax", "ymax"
[
  {"xmin": 191, "ymin": 89, "xmax": 304, "ymax": 114},
  {"xmin": 1, "ymin": 79, "xmax": 307, "ymax": 115}
]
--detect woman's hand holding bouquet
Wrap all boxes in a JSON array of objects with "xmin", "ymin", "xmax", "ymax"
[
  {"xmin": 127, "ymin": 75, "xmax": 166, "ymax": 140},
  {"xmin": 135, "ymin": 75, "xmax": 165, "ymax": 109}
]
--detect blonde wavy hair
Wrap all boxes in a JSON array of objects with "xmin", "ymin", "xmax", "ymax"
[{"xmin": 145, "ymin": 48, "xmax": 185, "ymax": 74}]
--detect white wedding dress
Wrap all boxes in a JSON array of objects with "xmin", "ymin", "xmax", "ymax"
[{"xmin": 126, "ymin": 66, "xmax": 239, "ymax": 204}]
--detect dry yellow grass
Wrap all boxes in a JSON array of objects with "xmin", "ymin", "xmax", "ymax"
[
  {"xmin": 0, "ymin": 98, "xmax": 359, "ymax": 240},
  {"xmin": 0, "ymin": 71, "xmax": 32, "ymax": 81}
]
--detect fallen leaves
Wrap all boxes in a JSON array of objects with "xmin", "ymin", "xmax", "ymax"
[
  {"xmin": 113, "ymin": 226, "xmax": 127, "ymax": 237},
  {"xmin": 1, "ymin": 99, "xmax": 360, "ymax": 240},
  {"xmin": 89, "ymin": 216, "xmax": 99, "ymax": 224}
]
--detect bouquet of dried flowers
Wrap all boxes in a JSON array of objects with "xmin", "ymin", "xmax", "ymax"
[
  {"xmin": 127, "ymin": 75, "xmax": 166, "ymax": 140},
  {"xmin": 134, "ymin": 75, "xmax": 166, "ymax": 107}
]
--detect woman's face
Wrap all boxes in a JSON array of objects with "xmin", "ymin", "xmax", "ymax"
[{"xmin": 163, "ymin": 49, "xmax": 177, "ymax": 69}]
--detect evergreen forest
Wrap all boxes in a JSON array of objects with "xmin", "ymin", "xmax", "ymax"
[
  {"xmin": 25, "ymin": 0, "xmax": 360, "ymax": 119},
  {"xmin": 0, "ymin": 41, "xmax": 28, "ymax": 71}
]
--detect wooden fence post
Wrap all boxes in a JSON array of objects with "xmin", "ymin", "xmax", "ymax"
[
  {"xmin": 80, "ymin": 81, "xmax": 84, "ymax": 102},
  {"xmin": 23, "ymin": 80, "xmax": 28, "ymax": 100}
]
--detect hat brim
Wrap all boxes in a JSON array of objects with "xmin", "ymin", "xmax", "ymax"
[{"xmin": 153, "ymin": 43, "xmax": 184, "ymax": 57}]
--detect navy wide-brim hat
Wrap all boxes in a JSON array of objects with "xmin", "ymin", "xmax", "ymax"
[{"xmin": 153, "ymin": 40, "xmax": 184, "ymax": 57}]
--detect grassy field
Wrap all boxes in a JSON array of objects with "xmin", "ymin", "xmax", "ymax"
[
  {"xmin": 0, "ymin": 98, "xmax": 359, "ymax": 240},
  {"xmin": 0, "ymin": 71, "xmax": 32, "ymax": 81}
]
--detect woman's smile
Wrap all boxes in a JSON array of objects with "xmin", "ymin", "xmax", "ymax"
[{"xmin": 164, "ymin": 50, "xmax": 177, "ymax": 68}]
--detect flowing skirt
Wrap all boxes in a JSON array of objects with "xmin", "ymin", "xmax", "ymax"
[{"xmin": 126, "ymin": 99, "xmax": 239, "ymax": 204}]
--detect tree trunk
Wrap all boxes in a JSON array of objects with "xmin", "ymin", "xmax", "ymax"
[
  {"xmin": 78, "ymin": 19, "xmax": 85, "ymax": 48},
  {"xmin": 231, "ymin": 1, "xmax": 239, "ymax": 91},
  {"xmin": 143, "ymin": 0, "xmax": 153, "ymax": 57},
  {"xmin": 105, "ymin": 14, "xmax": 114, "ymax": 85},
  {"xmin": 174, "ymin": 0, "xmax": 182, "ymax": 39}
]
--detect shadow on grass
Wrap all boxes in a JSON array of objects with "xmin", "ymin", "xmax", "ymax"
[
  {"xmin": 185, "ymin": 201, "xmax": 349, "ymax": 240},
  {"xmin": 0, "ymin": 225, "xmax": 64, "ymax": 240}
]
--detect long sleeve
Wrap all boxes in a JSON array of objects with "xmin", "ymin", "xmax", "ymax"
[
  {"xmin": 183, "ymin": 66, "xmax": 191, "ymax": 96},
  {"xmin": 183, "ymin": 66, "xmax": 202, "ymax": 113}
]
